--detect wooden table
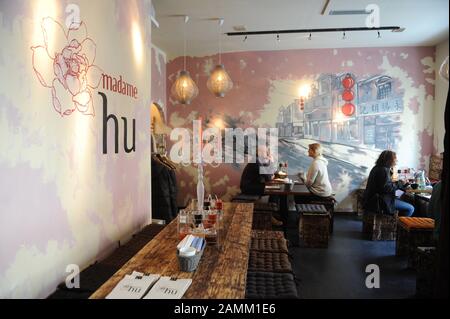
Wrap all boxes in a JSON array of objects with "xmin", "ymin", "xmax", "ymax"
[
  {"xmin": 404, "ymin": 188, "xmax": 432, "ymax": 217},
  {"xmin": 90, "ymin": 202, "xmax": 254, "ymax": 299},
  {"xmin": 405, "ymin": 188, "xmax": 433, "ymax": 195}
]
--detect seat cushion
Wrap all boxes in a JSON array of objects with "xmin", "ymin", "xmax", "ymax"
[
  {"xmin": 134, "ymin": 224, "xmax": 165, "ymax": 240},
  {"xmin": 246, "ymin": 272, "xmax": 298, "ymax": 299},
  {"xmin": 398, "ymin": 217, "xmax": 435, "ymax": 230},
  {"xmin": 296, "ymin": 204, "xmax": 328, "ymax": 214},
  {"xmin": 250, "ymin": 238, "xmax": 289, "ymax": 253},
  {"xmin": 248, "ymin": 251, "xmax": 292, "ymax": 273},
  {"xmin": 251, "ymin": 230, "xmax": 285, "ymax": 240}
]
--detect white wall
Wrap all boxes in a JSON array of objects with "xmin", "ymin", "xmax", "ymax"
[
  {"xmin": 434, "ymin": 39, "xmax": 449, "ymax": 153},
  {"xmin": 0, "ymin": 0, "xmax": 152, "ymax": 298}
]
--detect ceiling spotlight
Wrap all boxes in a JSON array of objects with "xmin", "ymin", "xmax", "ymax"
[
  {"xmin": 276, "ymin": 34, "xmax": 280, "ymax": 42},
  {"xmin": 243, "ymin": 35, "xmax": 247, "ymax": 42},
  {"xmin": 308, "ymin": 33, "xmax": 312, "ymax": 40},
  {"xmin": 377, "ymin": 31, "xmax": 381, "ymax": 39},
  {"xmin": 342, "ymin": 32, "xmax": 346, "ymax": 40}
]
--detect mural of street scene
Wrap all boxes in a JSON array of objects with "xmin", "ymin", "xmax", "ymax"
[{"xmin": 275, "ymin": 72, "xmax": 405, "ymax": 207}]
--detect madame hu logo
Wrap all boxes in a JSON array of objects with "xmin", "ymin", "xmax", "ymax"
[{"xmin": 31, "ymin": 12, "xmax": 137, "ymax": 155}]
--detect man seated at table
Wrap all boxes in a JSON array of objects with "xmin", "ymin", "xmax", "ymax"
[
  {"xmin": 298, "ymin": 143, "xmax": 333, "ymax": 198},
  {"xmin": 239, "ymin": 145, "xmax": 283, "ymax": 226}
]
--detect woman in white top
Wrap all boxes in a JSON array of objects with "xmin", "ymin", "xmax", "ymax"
[{"xmin": 300, "ymin": 143, "xmax": 332, "ymax": 197}]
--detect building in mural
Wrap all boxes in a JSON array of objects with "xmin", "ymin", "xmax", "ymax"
[
  {"xmin": 276, "ymin": 73, "xmax": 404, "ymax": 150},
  {"xmin": 276, "ymin": 99, "xmax": 304, "ymax": 137}
]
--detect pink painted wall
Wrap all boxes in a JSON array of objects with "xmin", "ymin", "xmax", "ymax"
[
  {"xmin": 151, "ymin": 46, "xmax": 167, "ymax": 117},
  {"xmin": 166, "ymin": 47, "xmax": 435, "ymax": 210},
  {"xmin": 0, "ymin": 0, "xmax": 152, "ymax": 298}
]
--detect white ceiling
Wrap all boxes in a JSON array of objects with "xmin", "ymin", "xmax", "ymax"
[{"xmin": 152, "ymin": 0, "xmax": 449, "ymax": 60}]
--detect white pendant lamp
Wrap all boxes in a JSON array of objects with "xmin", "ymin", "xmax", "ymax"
[
  {"xmin": 207, "ymin": 18, "xmax": 233, "ymax": 98},
  {"xmin": 171, "ymin": 16, "xmax": 199, "ymax": 105}
]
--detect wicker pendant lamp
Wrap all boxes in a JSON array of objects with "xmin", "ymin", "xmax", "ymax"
[
  {"xmin": 171, "ymin": 16, "xmax": 199, "ymax": 105},
  {"xmin": 207, "ymin": 18, "xmax": 233, "ymax": 98}
]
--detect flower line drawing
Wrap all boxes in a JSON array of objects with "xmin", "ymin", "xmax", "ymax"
[{"xmin": 31, "ymin": 17, "xmax": 103, "ymax": 117}]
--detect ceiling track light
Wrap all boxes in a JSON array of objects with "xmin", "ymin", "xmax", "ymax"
[
  {"xmin": 342, "ymin": 31, "xmax": 346, "ymax": 40},
  {"xmin": 277, "ymin": 34, "xmax": 280, "ymax": 42},
  {"xmin": 308, "ymin": 33, "xmax": 312, "ymax": 40},
  {"xmin": 377, "ymin": 31, "xmax": 381, "ymax": 38},
  {"xmin": 226, "ymin": 26, "xmax": 402, "ymax": 37},
  {"xmin": 243, "ymin": 35, "xmax": 247, "ymax": 42}
]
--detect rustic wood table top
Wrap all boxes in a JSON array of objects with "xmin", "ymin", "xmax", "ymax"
[
  {"xmin": 405, "ymin": 188, "xmax": 433, "ymax": 194},
  {"xmin": 89, "ymin": 202, "xmax": 254, "ymax": 299},
  {"xmin": 264, "ymin": 183, "xmax": 312, "ymax": 196}
]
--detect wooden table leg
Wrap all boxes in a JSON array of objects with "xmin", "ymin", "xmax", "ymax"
[{"xmin": 279, "ymin": 194, "xmax": 288, "ymax": 239}]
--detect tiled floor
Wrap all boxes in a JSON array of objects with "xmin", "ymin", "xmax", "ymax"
[{"xmin": 285, "ymin": 213, "xmax": 417, "ymax": 299}]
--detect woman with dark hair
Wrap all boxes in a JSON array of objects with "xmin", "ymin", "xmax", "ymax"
[{"xmin": 363, "ymin": 150, "xmax": 415, "ymax": 216}]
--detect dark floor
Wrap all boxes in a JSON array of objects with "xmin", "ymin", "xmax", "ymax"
[{"xmin": 285, "ymin": 213, "xmax": 417, "ymax": 299}]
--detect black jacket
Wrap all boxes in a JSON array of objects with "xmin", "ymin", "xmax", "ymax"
[
  {"xmin": 363, "ymin": 165, "xmax": 399, "ymax": 215},
  {"xmin": 151, "ymin": 158, "xmax": 178, "ymax": 222},
  {"xmin": 240, "ymin": 162, "xmax": 272, "ymax": 196}
]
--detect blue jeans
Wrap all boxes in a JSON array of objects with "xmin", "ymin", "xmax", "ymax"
[{"xmin": 395, "ymin": 199, "xmax": 415, "ymax": 217}]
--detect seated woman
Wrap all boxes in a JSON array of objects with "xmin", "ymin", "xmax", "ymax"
[
  {"xmin": 299, "ymin": 143, "xmax": 332, "ymax": 198},
  {"xmin": 363, "ymin": 150, "xmax": 414, "ymax": 216}
]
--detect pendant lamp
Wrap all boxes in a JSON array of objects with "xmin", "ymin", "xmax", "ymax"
[
  {"xmin": 207, "ymin": 64, "xmax": 233, "ymax": 97},
  {"xmin": 171, "ymin": 70, "xmax": 198, "ymax": 104},
  {"xmin": 171, "ymin": 16, "xmax": 199, "ymax": 105},
  {"xmin": 207, "ymin": 18, "xmax": 233, "ymax": 98}
]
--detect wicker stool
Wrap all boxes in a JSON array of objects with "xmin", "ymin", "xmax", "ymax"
[
  {"xmin": 396, "ymin": 217, "xmax": 435, "ymax": 268},
  {"xmin": 245, "ymin": 272, "xmax": 298, "ymax": 299},
  {"xmin": 252, "ymin": 210, "xmax": 273, "ymax": 230},
  {"xmin": 297, "ymin": 204, "xmax": 330, "ymax": 248},
  {"xmin": 231, "ymin": 194, "xmax": 261, "ymax": 203},
  {"xmin": 416, "ymin": 247, "xmax": 436, "ymax": 298},
  {"xmin": 248, "ymin": 251, "xmax": 293, "ymax": 273},
  {"xmin": 362, "ymin": 211, "xmax": 398, "ymax": 241},
  {"xmin": 305, "ymin": 197, "xmax": 335, "ymax": 233},
  {"xmin": 251, "ymin": 230, "xmax": 285, "ymax": 240},
  {"xmin": 250, "ymin": 237, "xmax": 289, "ymax": 253}
]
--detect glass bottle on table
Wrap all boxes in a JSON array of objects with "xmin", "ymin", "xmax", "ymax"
[
  {"xmin": 177, "ymin": 209, "xmax": 191, "ymax": 240},
  {"xmin": 416, "ymin": 170, "xmax": 426, "ymax": 190},
  {"xmin": 215, "ymin": 198, "xmax": 224, "ymax": 222}
]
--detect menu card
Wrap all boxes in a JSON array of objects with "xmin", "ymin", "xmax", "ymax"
[
  {"xmin": 143, "ymin": 276, "xmax": 192, "ymax": 299},
  {"xmin": 106, "ymin": 271, "xmax": 160, "ymax": 299}
]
